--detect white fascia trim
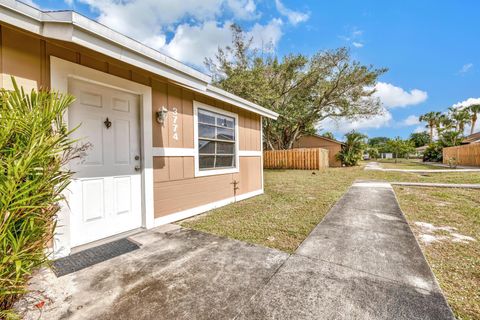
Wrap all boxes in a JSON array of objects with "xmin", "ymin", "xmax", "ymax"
[
  {"xmin": 154, "ymin": 189, "xmax": 263, "ymax": 227},
  {"xmin": 193, "ymin": 101, "xmax": 240, "ymax": 177},
  {"xmin": 152, "ymin": 148, "xmax": 195, "ymax": 157},
  {"xmin": 238, "ymin": 150, "xmax": 262, "ymax": 157},
  {"xmin": 0, "ymin": 1, "xmax": 279, "ymax": 120}
]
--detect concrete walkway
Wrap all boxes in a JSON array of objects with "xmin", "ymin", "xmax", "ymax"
[
  {"xmin": 392, "ymin": 182, "xmax": 480, "ymax": 189},
  {"xmin": 237, "ymin": 181, "xmax": 454, "ymax": 319},
  {"xmin": 365, "ymin": 161, "xmax": 480, "ymax": 173},
  {"xmin": 20, "ymin": 182, "xmax": 454, "ymax": 320}
]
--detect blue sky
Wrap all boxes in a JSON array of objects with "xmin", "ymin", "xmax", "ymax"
[{"xmin": 30, "ymin": 0, "xmax": 480, "ymax": 139}]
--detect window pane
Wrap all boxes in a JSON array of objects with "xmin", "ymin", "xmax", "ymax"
[
  {"xmin": 199, "ymin": 155, "xmax": 215, "ymax": 169},
  {"xmin": 199, "ymin": 124, "xmax": 215, "ymax": 139},
  {"xmin": 199, "ymin": 140, "xmax": 215, "ymax": 154},
  {"xmin": 217, "ymin": 116, "xmax": 235, "ymax": 128},
  {"xmin": 216, "ymin": 142, "xmax": 234, "ymax": 154},
  {"xmin": 217, "ymin": 127, "xmax": 234, "ymax": 141},
  {"xmin": 198, "ymin": 111, "xmax": 215, "ymax": 124},
  {"xmin": 215, "ymin": 155, "xmax": 235, "ymax": 168}
]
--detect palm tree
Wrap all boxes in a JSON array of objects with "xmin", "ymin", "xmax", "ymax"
[
  {"xmin": 438, "ymin": 114, "xmax": 454, "ymax": 133},
  {"xmin": 467, "ymin": 104, "xmax": 480, "ymax": 134},
  {"xmin": 449, "ymin": 107, "xmax": 470, "ymax": 134},
  {"xmin": 419, "ymin": 111, "xmax": 441, "ymax": 141},
  {"xmin": 336, "ymin": 131, "xmax": 367, "ymax": 166}
]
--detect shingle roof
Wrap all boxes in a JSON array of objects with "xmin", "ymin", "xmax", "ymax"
[{"xmin": 463, "ymin": 132, "xmax": 480, "ymax": 143}]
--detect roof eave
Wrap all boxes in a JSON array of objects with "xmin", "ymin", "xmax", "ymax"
[{"xmin": 0, "ymin": 0, "xmax": 279, "ymax": 119}]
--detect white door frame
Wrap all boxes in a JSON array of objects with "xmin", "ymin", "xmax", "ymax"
[{"xmin": 50, "ymin": 56, "xmax": 154, "ymax": 258}]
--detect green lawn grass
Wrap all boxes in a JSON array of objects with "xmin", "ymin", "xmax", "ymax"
[
  {"xmin": 395, "ymin": 187, "xmax": 480, "ymax": 320},
  {"xmin": 181, "ymin": 167, "xmax": 480, "ymax": 252}
]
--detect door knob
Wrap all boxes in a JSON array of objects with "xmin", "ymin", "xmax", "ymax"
[{"xmin": 135, "ymin": 165, "xmax": 141, "ymax": 171}]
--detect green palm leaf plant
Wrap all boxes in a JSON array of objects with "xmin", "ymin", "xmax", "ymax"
[
  {"xmin": 336, "ymin": 131, "xmax": 367, "ymax": 166},
  {"xmin": 419, "ymin": 111, "xmax": 441, "ymax": 142},
  {"xmin": 0, "ymin": 78, "xmax": 84, "ymax": 319},
  {"xmin": 466, "ymin": 104, "xmax": 480, "ymax": 135}
]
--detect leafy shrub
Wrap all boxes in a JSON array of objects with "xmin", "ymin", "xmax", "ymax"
[
  {"xmin": 423, "ymin": 143, "xmax": 443, "ymax": 162},
  {"xmin": 336, "ymin": 131, "xmax": 367, "ymax": 166},
  {"xmin": 0, "ymin": 79, "xmax": 81, "ymax": 318}
]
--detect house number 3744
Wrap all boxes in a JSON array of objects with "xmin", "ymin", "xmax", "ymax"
[{"xmin": 172, "ymin": 107, "xmax": 179, "ymax": 141}]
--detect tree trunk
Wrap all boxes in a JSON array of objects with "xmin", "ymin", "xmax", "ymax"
[{"xmin": 471, "ymin": 114, "xmax": 477, "ymax": 135}]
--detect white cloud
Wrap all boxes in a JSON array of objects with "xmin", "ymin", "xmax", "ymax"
[
  {"xmin": 163, "ymin": 21, "xmax": 233, "ymax": 66},
  {"xmin": 317, "ymin": 82, "xmax": 427, "ymax": 134},
  {"xmin": 248, "ymin": 18, "xmax": 283, "ymax": 51},
  {"xmin": 413, "ymin": 125, "xmax": 426, "ymax": 133},
  {"xmin": 66, "ymin": 0, "xmax": 287, "ymax": 68},
  {"xmin": 401, "ymin": 115, "xmax": 420, "ymax": 126},
  {"xmin": 274, "ymin": 0, "xmax": 309, "ymax": 25},
  {"xmin": 451, "ymin": 97, "xmax": 480, "ymax": 109},
  {"xmin": 319, "ymin": 110, "xmax": 393, "ymax": 134},
  {"xmin": 459, "ymin": 63, "xmax": 473, "ymax": 74},
  {"xmin": 162, "ymin": 18, "xmax": 282, "ymax": 66},
  {"xmin": 374, "ymin": 82, "xmax": 428, "ymax": 108},
  {"xmin": 340, "ymin": 27, "xmax": 365, "ymax": 48},
  {"xmin": 226, "ymin": 0, "xmax": 259, "ymax": 20}
]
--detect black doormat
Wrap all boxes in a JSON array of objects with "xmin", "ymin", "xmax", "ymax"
[{"xmin": 53, "ymin": 238, "xmax": 140, "ymax": 277}]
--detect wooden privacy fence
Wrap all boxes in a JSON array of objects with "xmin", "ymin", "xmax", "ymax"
[
  {"xmin": 263, "ymin": 148, "xmax": 329, "ymax": 170},
  {"xmin": 443, "ymin": 144, "xmax": 480, "ymax": 167}
]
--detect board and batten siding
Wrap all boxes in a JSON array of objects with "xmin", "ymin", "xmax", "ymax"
[{"xmin": 0, "ymin": 24, "xmax": 263, "ymax": 220}]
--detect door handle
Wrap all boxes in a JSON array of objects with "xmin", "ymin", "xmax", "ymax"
[{"xmin": 135, "ymin": 165, "xmax": 141, "ymax": 171}]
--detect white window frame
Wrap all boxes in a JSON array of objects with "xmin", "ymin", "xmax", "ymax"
[{"xmin": 193, "ymin": 101, "xmax": 240, "ymax": 177}]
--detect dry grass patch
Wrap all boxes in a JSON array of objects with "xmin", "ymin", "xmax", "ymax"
[{"xmin": 395, "ymin": 187, "xmax": 480, "ymax": 320}]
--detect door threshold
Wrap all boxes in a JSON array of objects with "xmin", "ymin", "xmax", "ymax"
[{"xmin": 71, "ymin": 228, "xmax": 144, "ymax": 255}]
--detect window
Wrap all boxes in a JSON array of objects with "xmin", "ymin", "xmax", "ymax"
[{"xmin": 197, "ymin": 108, "xmax": 236, "ymax": 171}]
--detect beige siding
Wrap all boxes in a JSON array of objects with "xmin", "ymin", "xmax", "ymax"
[
  {"xmin": 153, "ymin": 157, "xmax": 262, "ymax": 217},
  {"xmin": 293, "ymin": 135, "xmax": 343, "ymax": 167},
  {"xmin": 1, "ymin": 24, "xmax": 264, "ymax": 219}
]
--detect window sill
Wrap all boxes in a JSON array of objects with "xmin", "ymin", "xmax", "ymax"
[{"xmin": 195, "ymin": 167, "xmax": 239, "ymax": 177}]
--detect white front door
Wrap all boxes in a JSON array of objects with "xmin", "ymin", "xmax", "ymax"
[{"xmin": 68, "ymin": 79, "xmax": 142, "ymax": 247}]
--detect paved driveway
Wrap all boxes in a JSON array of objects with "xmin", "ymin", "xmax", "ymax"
[{"xmin": 21, "ymin": 182, "xmax": 454, "ymax": 320}]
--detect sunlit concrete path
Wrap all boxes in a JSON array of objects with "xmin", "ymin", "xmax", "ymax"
[
  {"xmin": 20, "ymin": 182, "xmax": 454, "ymax": 320},
  {"xmin": 237, "ymin": 181, "xmax": 454, "ymax": 319},
  {"xmin": 365, "ymin": 161, "xmax": 480, "ymax": 173},
  {"xmin": 391, "ymin": 181, "xmax": 480, "ymax": 189}
]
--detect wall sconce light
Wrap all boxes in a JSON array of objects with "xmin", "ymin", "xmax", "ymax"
[{"xmin": 156, "ymin": 106, "xmax": 168, "ymax": 124}]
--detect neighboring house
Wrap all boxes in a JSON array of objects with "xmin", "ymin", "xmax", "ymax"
[
  {"xmin": 292, "ymin": 134, "xmax": 345, "ymax": 167},
  {"xmin": 379, "ymin": 153, "xmax": 393, "ymax": 159},
  {"xmin": 461, "ymin": 132, "xmax": 480, "ymax": 144},
  {"xmin": 0, "ymin": 1, "xmax": 278, "ymax": 258},
  {"xmin": 414, "ymin": 145, "xmax": 428, "ymax": 157}
]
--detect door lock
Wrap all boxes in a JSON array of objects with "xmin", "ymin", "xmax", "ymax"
[{"xmin": 135, "ymin": 155, "xmax": 140, "ymax": 160}]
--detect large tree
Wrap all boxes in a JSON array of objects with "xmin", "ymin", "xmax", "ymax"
[
  {"xmin": 368, "ymin": 136, "xmax": 390, "ymax": 153},
  {"xmin": 409, "ymin": 131, "xmax": 430, "ymax": 148},
  {"xmin": 206, "ymin": 25, "xmax": 386, "ymax": 150},
  {"xmin": 386, "ymin": 137, "xmax": 415, "ymax": 163}
]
